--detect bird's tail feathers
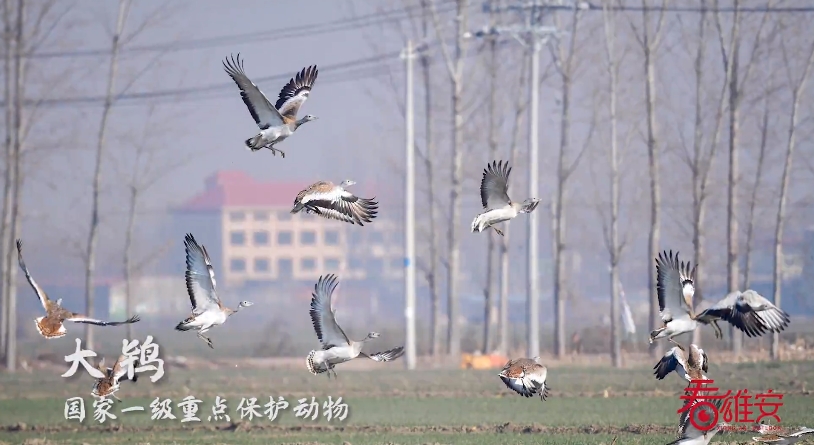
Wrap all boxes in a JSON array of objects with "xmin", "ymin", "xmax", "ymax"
[
  {"xmin": 175, "ymin": 320, "xmax": 193, "ymax": 331},
  {"xmin": 245, "ymin": 135, "xmax": 264, "ymax": 151}
]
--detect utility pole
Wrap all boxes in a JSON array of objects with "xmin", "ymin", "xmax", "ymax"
[
  {"xmin": 476, "ymin": 0, "xmax": 560, "ymax": 358},
  {"xmin": 401, "ymin": 40, "xmax": 417, "ymax": 370}
]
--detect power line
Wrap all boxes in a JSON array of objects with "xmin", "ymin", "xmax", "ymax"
[
  {"xmin": 487, "ymin": 2, "xmax": 814, "ymax": 14},
  {"xmin": 25, "ymin": 2, "xmax": 467, "ymax": 60}
]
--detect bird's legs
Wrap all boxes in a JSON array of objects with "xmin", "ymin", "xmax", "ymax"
[
  {"xmin": 492, "ymin": 226, "xmax": 504, "ymax": 237},
  {"xmin": 668, "ymin": 336, "xmax": 680, "ymax": 346},
  {"xmin": 197, "ymin": 332, "xmax": 214, "ymax": 349},
  {"xmin": 112, "ymin": 393, "xmax": 123, "ymax": 403},
  {"xmin": 711, "ymin": 321, "xmax": 723, "ymax": 339},
  {"xmin": 266, "ymin": 144, "xmax": 286, "ymax": 158},
  {"xmin": 649, "ymin": 327, "xmax": 666, "ymax": 344}
]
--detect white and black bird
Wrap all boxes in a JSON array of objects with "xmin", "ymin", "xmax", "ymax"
[
  {"xmin": 223, "ymin": 54, "xmax": 318, "ymax": 157},
  {"xmin": 175, "ymin": 233, "xmax": 254, "ymax": 349},
  {"xmin": 649, "ymin": 250, "xmax": 790, "ymax": 345},
  {"xmin": 670, "ymin": 398, "xmax": 730, "ymax": 445},
  {"xmin": 291, "ymin": 180, "xmax": 378, "ymax": 226},
  {"xmin": 471, "ymin": 160, "xmax": 540, "ymax": 236},
  {"xmin": 497, "ymin": 357, "xmax": 550, "ymax": 402},
  {"xmin": 306, "ymin": 274, "xmax": 404, "ymax": 378},
  {"xmin": 752, "ymin": 423, "xmax": 814, "ymax": 444},
  {"xmin": 653, "ymin": 342, "xmax": 709, "ymax": 384},
  {"xmin": 16, "ymin": 239, "xmax": 140, "ymax": 340}
]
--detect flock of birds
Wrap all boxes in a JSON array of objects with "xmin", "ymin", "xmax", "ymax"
[{"xmin": 10, "ymin": 55, "xmax": 811, "ymax": 443}]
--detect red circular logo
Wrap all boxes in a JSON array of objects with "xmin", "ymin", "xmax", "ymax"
[{"xmin": 689, "ymin": 401, "xmax": 719, "ymax": 432}]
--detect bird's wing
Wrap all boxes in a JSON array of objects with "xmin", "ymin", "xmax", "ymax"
[
  {"xmin": 480, "ymin": 160, "xmax": 512, "ymax": 209},
  {"xmin": 67, "ymin": 314, "xmax": 141, "ymax": 326},
  {"xmin": 222, "ymin": 54, "xmax": 286, "ymax": 128},
  {"xmin": 678, "ymin": 397, "xmax": 724, "ymax": 439},
  {"xmin": 274, "ymin": 65, "xmax": 318, "ymax": 121},
  {"xmin": 655, "ymin": 250, "xmax": 694, "ymax": 321},
  {"xmin": 695, "ymin": 291, "xmax": 770, "ymax": 338},
  {"xmin": 739, "ymin": 290, "xmax": 791, "ymax": 332},
  {"xmin": 183, "ymin": 233, "xmax": 221, "ymax": 311},
  {"xmin": 789, "ymin": 427, "xmax": 814, "ymax": 437},
  {"xmin": 653, "ymin": 346, "xmax": 685, "ymax": 380},
  {"xmin": 361, "ymin": 346, "xmax": 405, "ymax": 362},
  {"xmin": 15, "ymin": 239, "xmax": 51, "ymax": 312},
  {"xmin": 309, "ymin": 274, "xmax": 351, "ymax": 349},
  {"xmin": 751, "ymin": 435, "xmax": 784, "ymax": 443},
  {"xmin": 307, "ymin": 195, "xmax": 379, "ymax": 226},
  {"xmin": 111, "ymin": 355, "xmax": 130, "ymax": 382}
]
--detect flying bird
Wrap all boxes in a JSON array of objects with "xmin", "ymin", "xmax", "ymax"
[
  {"xmin": 16, "ymin": 239, "xmax": 140, "ymax": 339},
  {"xmin": 291, "ymin": 180, "xmax": 378, "ymax": 226},
  {"xmin": 306, "ymin": 274, "xmax": 405, "ymax": 378},
  {"xmin": 175, "ymin": 233, "xmax": 254, "ymax": 349},
  {"xmin": 497, "ymin": 356, "xmax": 550, "ymax": 402},
  {"xmin": 91, "ymin": 355, "xmax": 139, "ymax": 401},
  {"xmin": 223, "ymin": 54, "xmax": 318, "ymax": 157},
  {"xmin": 471, "ymin": 160, "xmax": 540, "ymax": 236},
  {"xmin": 649, "ymin": 250, "xmax": 790, "ymax": 345},
  {"xmin": 653, "ymin": 342, "xmax": 709, "ymax": 384}
]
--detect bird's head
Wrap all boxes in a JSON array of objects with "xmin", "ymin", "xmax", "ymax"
[
  {"xmin": 520, "ymin": 198, "xmax": 541, "ymax": 213},
  {"xmin": 365, "ymin": 332, "xmax": 381, "ymax": 340},
  {"xmin": 238, "ymin": 301, "xmax": 254, "ymax": 308},
  {"xmin": 340, "ymin": 179, "xmax": 356, "ymax": 188},
  {"xmin": 302, "ymin": 114, "xmax": 318, "ymax": 122}
]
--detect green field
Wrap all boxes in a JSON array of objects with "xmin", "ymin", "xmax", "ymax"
[{"xmin": 0, "ymin": 360, "xmax": 812, "ymax": 445}]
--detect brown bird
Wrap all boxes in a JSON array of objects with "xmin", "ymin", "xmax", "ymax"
[
  {"xmin": 91, "ymin": 355, "xmax": 139, "ymax": 401},
  {"xmin": 291, "ymin": 180, "xmax": 378, "ymax": 226},
  {"xmin": 497, "ymin": 356, "xmax": 550, "ymax": 401},
  {"xmin": 16, "ymin": 239, "xmax": 140, "ymax": 339}
]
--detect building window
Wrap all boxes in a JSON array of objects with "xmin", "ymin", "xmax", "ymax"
[
  {"xmin": 301, "ymin": 257, "xmax": 316, "ymax": 270},
  {"xmin": 366, "ymin": 257, "xmax": 384, "ymax": 276},
  {"xmin": 325, "ymin": 258, "xmax": 341, "ymax": 271},
  {"xmin": 230, "ymin": 258, "xmax": 246, "ymax": 272},
  {"xmin": 253, "ymin": 230, "xmax": 269, "ymax": 246},
  {"xmin": 300, "ymin": 230, "xmax": 316, "ymax": 245},
  {"xmin": 277, "ymin": 231, "xmax": 293, "ymax": 245},
  {"xmin": 254, "ymin": 211, "xmax": 269, "ymax": 221},
  {"xmin": 277, "ymin": 258, "xmax": 293, "ymax": 279},
  {"xmin": 230, "ymin": 231, "xmax": 246, "ymax": 246},
  {"xmin": 369, "ymin": 231, "xmax": 384, "ymax": 244},
  {"xmin": 254, "ymin": 258, "xmax": 270, "ymax": 272},
  {"xmin": 349, "ymin": 231, "xmax": 364, "ymax": 245},
  {"xmin": 349, "ymin": 258, "xmax": 364, "ymax": 270},
  {"xmin": 277, "ymin": 211, "xmax": 292, "ymax": 221},
  {"xmin": 229, "ymin": 211, "xmax": 245, "ymax": 222},
  {"xmin": 324, "ymin": 230, "xmax": 340, "ymax": 245}
]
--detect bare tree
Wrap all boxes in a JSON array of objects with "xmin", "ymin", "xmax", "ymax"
[
  {"xmin": 417, "ymin": 0, "xmax": 444, "ymax": 358},
  {"xmin": 0, "ymin": 0, "xmax": 13, "ymax": 355},
  {"xmin": 497, "ymin": 55, "xmax": 529, "ymax": 357},
  {"xmin": 83, "ymin": 0, "xmax": 130, "ymax": 351},
  {"xmin": 481, "ymin": 1, "xmax": 500, "ymax": 355},
  {"xmin": 627, "ymin": 0, "xmax": 666, "ymax": 359},
  {"xmin": 549, "ymin": 7, "xmax": 588, "ymax": 358},
  {"xmin": 601, "ymin": 2, "xmax": 626, "ymax": 368},
  {"xmin": 771, "ymin": 34, "xmax": 814, "ymax": 360},
  {"xmin": 430, "ymin": 0, "xmax": 469, "ymax": 358}
]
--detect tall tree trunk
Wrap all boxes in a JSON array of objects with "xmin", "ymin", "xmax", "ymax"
[
  {"xmin": 419, "ymin": 0, "xmax": 442, "ymax": 358},
  {"xmin": 0, "ymin": 0, "xmax": 14, "ymax": 356},
  {"xmin": 726, "ymin": 17, "xmax": 742, "ymax": 355},
  {"xmin": 3, "ymin": 0, "xmax": 23, "ymax": 372},
  {"xmin": 602, "ymin": 3, "xmax": 622, "ymax": 368},
  {"xmin": 431, "ymin": 0, "xmax": 469, "ymax": 358},
  {"xmin": 123, "ymin": 185, "xmax": 137, "ymax": 341},
  {"xmin": 772, "ymin": 39, "xmax": 814, "ymax": 360},
  {"xmin": 641, "ymin": 0, "xmax": 664, "ymax": 359},
  {"xmin": 498, "ymin": 55, "xmax": 528, "ymax": 357},
  {"xmin": 743, "ymin": 86, "xmax": 770, "ymax": 291},
  {"xmin": 552, "ymin": 9, "xmax": 581, "ymax": 358},
  {"xmin": 84, "ymin": 0, "xmax": 129, "ymax": 350},
  {"xmin": 482, "ymin": 4, "xmax": 499, "ymax": 354}
]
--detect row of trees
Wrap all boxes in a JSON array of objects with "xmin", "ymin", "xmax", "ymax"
[
  {"xmin": 368, "ymin": 0, "xmax": 814, "ymax": 364},
  {"xmin": 0, "ymin": 0, "xmax": 189, "ymax": 372}
]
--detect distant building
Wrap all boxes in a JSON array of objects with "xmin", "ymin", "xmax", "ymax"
[{"xmin": 169, "ymin": 170, "xmax": 403, "ymax": 288}]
